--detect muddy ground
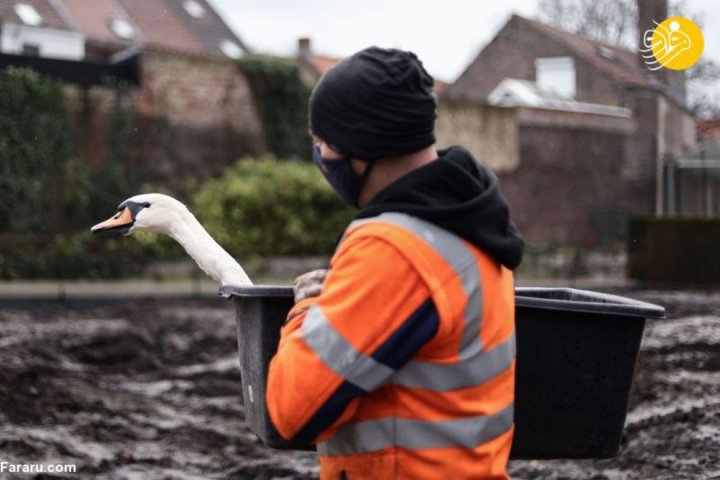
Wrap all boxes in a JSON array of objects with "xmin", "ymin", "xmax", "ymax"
[{"xmin": 0, "ymin": 289, "xmax": 718, "ymax": 479}]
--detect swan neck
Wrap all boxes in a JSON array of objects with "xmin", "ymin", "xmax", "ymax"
[{"xmin": 167, "ymin": 210, "xmax": 252, "ymax": 286}]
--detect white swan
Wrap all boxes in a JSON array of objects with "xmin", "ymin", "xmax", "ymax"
[{"xmin": 91, "ymin": 193, "xmax": 252, "ymax": 287}]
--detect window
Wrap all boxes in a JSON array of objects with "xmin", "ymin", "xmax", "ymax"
[
  {"xmin": 535, "ymin": 57, "xmax": 576, "ymax": 99},
  {"xmin": 22, "ymin": 43, "xmax": 40, "ymax": 56},
  {"xmin": 110, "ymin": 18, "xmax": 135, "ymax": 39},
  {"xmin": 183, "ymin": 0, "xmax": 206, "ymax": 19},
  {"xmin": 14, "ymin": 3, "xmax": 42, "ymax": 26},
  {"xmin": 220, "ymin": 40, "xmax": 242, "ymax": 59}
]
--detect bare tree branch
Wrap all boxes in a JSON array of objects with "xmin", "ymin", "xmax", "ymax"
[
  {"xmin": 537, "ymin": 0, "xmax": 720, "ymax": 117},
  {"xmin": 538, "ymin": 0, "xmax": 637, "ymax": 48},
  {"xmin": 687, "ymin": 59, "xmax": 720, "ymax": 118}
]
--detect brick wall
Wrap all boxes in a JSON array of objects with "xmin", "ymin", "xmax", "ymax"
[
  {"xmin": 445, "ymin": 16, "xmax": 621, "ymax": 106},
  {"xmin": 436, "ymin": 100, "xmax": 518, "ymax": 172},
  {"xmin": 500, "ymin": 122, "xmax": 631, "ymax": 246},
  {"xmin": 64, "ymin": 48, "xmax": 263, "ymax": 187},
  {"xmin": 441, "ymin": 14, "xmax": 699, "ymax": 246},
  {"xmin": 435, "ymin": 101, "xmax": 643, "ymax": 246},
  {"xmin": 498, "ymin": 92, "xmax": 697, "ymax": 244}
]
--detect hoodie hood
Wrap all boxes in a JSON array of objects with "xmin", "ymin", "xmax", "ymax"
[{"xmin": 356, "ymin": 146, "xmax": 524, "ymax": 270}]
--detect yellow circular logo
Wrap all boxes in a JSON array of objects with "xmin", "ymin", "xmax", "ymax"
[{"xmin": 644, "ymin": 17, "xmax": 704, "ymax": 71}]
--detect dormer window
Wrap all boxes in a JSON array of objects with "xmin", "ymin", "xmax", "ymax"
[
  {"xmin": 110, "ymin": 18, "xmax": 135, "ymax": 39},
  {"xmin": 220, "ymin": 40, "xmax": 242, "ymax": 59},
  {"xmin": 183, "ymin": 0, "xmax": 206, "ymax": 19},
  {"xmin": 15, "ymin": 3, "xmax": 42, "ymax": 26},
  {"xmin": 535, "ymin": 57, "xmax": 576, "ymax": 99}
]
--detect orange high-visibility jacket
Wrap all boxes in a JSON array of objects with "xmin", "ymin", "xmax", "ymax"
[{"xmin": 267, "ymin": 212, "xmax": 516, "ymax": 479}]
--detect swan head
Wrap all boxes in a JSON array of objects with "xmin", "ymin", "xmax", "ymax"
[{"xmin": 91, "ymin": 193, "xmax": 189, "ymax": 236}]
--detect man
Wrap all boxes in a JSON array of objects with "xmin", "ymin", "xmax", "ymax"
[{"xmin": 266, "ymin": 46, "xmax": 524, "ymax": 479}]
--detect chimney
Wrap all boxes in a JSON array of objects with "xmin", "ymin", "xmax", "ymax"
[
  {"xmin": 637, "ymin": 0, "xmax": 667, "ymax": 68},
  {"xmin": 298, "ymin": 37, "xmax": 311, "ymax": 58},
  {"xmin": 297, "ymin": 37, "xmax": 322, "ymax": 81},
  {"xmin": 637, "ymin": 0, "xmax": 686, "ymax": 100}
]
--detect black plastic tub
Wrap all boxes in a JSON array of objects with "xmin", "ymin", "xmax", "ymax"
[{"xmin": 220, "ymin": 285, "xmax": 665, "ymax": 459}]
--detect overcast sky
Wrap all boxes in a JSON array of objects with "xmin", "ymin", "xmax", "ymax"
[{"xmin": 209, "ymin": 0, "xmax": 720, "ymax": 83}]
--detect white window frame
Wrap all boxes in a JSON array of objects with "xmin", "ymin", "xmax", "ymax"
[{"xmin": 535, "ymin": 56, "xmax": 576, "ymax": 99}]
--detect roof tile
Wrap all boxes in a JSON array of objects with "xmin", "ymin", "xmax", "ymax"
[
  {"xmin": 0, "ymin": 0, "xmax": 72, "ymax": 31},
  {"xmin": 2, "ymin": 0, "xmax": 246, "ymax": 58},
  {"xmin": 60, "ymin": 0, "xmax": 136, "ymax": 43},
  {"xmin": 697, "ymin": 118, "xmax": 720, "ymax": 141},
  {"xmin": 160, "ymin": 0, "xmax": 247, "ymax": 57},
  {"xmin": 116, "ymin": 0, "xmax": 204, "ymax": 54}
]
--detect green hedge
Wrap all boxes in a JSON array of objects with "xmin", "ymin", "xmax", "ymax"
[
  {"xmin": 193, "ymin": 157, "xmax": 354, "ymax": 257},
  {"xmin": 627, "ymin": 216, "xmax": 720, "ymax": 285},
  {"xmin": 1, "ymin": 155, "xmax": 352, "ymax": 279}
]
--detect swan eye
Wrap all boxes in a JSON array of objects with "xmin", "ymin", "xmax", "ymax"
[{"xmin": 142, "ymin": 202, "xmax": 151, "ymax": 208}]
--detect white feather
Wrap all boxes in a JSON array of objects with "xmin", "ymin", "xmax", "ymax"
[{"xmin": 122, "ymin": 193, "xmax": 252, "ymax": 287}]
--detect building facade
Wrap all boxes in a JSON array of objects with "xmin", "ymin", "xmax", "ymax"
[
  {"xmin": 0, "ymin": 0, "xmax": 263, "ymax": 182},
  {"xmin": 439, "ymin": 7, "xmax": 697, "ymax": 247}
]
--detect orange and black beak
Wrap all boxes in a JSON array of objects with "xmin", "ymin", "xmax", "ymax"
[{"xmin": 91, "ymin": 201, "xmax": 148, "ymax": 235}]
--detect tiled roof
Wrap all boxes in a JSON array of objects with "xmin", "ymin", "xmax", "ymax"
[
  {"xmin": 60, "ymin": 0, "xmax": 138, "ymax": 44},
  {"xmin": 311, "ymin": 54, "xmax": 338, "ymax": 77},
  {"xmin": 517, "ymin": 15, "xmax": 652, "ymax": 88},
  {"xmin": 697, "ymin": 119, "xmax": 720, "ymax": 141},
  {"xmin": 159, "ymin": 0, "xmax": 248, "ymax": 57},
  {"xmin": 116, "ymin": 0, "xmax": 203, "ymax": 53},
  {"xmin": 0, "ymin": 0, "xmax": 73, "ymax": 31},
  {"xmin": 0, "ymin": 0, "xmax": 248, "ymax": 58},
  {"xmin": 447, "ymin": 14, "xmax": 658, "ymax": 102}
]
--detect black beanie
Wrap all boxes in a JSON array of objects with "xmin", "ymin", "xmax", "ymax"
[{"xmin": 309, "ymin": 46, "xmax": 437, "ymax": 161}]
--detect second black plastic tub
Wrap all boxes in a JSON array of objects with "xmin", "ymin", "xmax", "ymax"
[{"xmin": 220, "ymin": 285, "xmax": 665, "ymax": 459}]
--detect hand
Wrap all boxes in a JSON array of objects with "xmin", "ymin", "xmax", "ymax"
[{"xmin": 293, "ymin": 269, "xmax": 328, "ymax": 303}]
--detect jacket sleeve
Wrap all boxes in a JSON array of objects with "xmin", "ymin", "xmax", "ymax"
[{"xmin": 266, "ymin": 233, "xmax": 440, "ymax": 443}]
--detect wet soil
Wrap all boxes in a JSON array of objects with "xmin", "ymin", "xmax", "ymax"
[
  {"xmin": 0, "ymin": 299, "xmax": 316, "ymax": 479},
  {"xmin": 0, "ymin": 290, "xmax": 718, "ymax": 479}
]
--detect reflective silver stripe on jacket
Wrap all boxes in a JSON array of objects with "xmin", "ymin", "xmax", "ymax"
[
  {"xmin": 300, "ymin": 298, "xmax": 515, "ymax": 393},
  {"xmin": 301, "ymin": 304, "xmax": 394, "ymax": 392},
  {"xmin": 348, "ymin": 213, "xmax": 483, "ymax": 358},
  {"xmin": 317, "ymin": 402, "xmax": 514, "ymax": 456},
  {"xmin": 393, "ymin": 333, "xmax": 516, "ymax": 391},
  {"xmin": 345, "ymin": 213, "xmax": 515, "ymax": 392}
]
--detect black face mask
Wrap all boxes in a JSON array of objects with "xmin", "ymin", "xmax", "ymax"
[{"xmin": 312, "ymin": 145, "xmax": 374, "ymax": 208}]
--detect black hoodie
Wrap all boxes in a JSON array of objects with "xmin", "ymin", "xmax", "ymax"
[{"xmin": 355, "ymin": 146, "xmax": 524, "ymax": 270}]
